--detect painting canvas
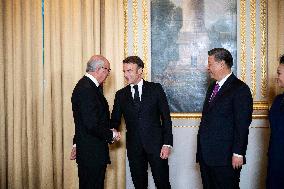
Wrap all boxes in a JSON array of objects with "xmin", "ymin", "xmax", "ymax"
[{"xmin": 151, "ymin": 0, "xmax": 237, "ymax": 112}]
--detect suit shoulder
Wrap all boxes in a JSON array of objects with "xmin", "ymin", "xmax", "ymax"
[
  {"xmin": 273, "ymin": 94, "xmax": 284, "ymax": 102},
  {"xmin": 115, "ymin": 85, "xmax": 129, "ymax": 96},
  {"xmin": 234, "ymin": 77, "xmax": 250, "ymax": 90},
  {"xmin": 231, "ymin": 77, "xmax": 252, "ymax": 98},
  {"xmin": 74, "ymin": 77, "xmax": 92, "ymax": 89},
  {"xmin": 72, "ymin": 77, "xmax": 93, "ymax": 96},
  {"xmin": 145, "ymin": 81, "xmax": 163, "ymax": 89}
]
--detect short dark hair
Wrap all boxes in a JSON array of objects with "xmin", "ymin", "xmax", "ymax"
[
  {"xmin": 280, "ymin": 54, "xmax": 284, "ymax": 64},
  {"xmin": 123, "ymin": 56, "xmax": 144, "ymax": 69},
  {"xmin": 208, "ymin": 48, "xmax": 233, "ymax": 68}
]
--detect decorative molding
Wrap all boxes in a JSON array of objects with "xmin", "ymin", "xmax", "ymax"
[
  {"xmin": 171, "ymin": 113, "xmax": 267, "ymax": 119},
  {"xmin": 249, "ymin": 125, "xmax": 269, "ymax": 128},
  {"xmin": 253, "ymin": 100, "xmax": 269, "ymax": 110},
  {"xmin": 260, "ymin": 0, "xmax": 267, "ymax": 98},
  {"xmin": 252, "ymin": 114, "xmax": 268, "ymax": 119},
  {"xmin": 240, "ymin": 0, "xmax": 247, "ymax": 81},
  {"xmin": 250, "ymin": 0, "xmax": 257, "ymax": 98},
  {"xmin": 132, "ymin": 0, "xmax": 139, "ymax": 55},
  {"xmin": 123, "ymin": 0, "xmax": 129, "ymax": 58},
  {"xmin": 173, "ymin": 125, "xmax": 269, "ymax": 128},
  {"xmin": 171, "ymin": 101, "xmax": 268, "ymax": 119},
  {"xmin": 142, "ymin": 0, "xmax": 149, "ymax": 79},
  {"xmin": 173, "ymin": 126, "xmax": 199, "ymax": 128},
  {"xmin": 171, "ymin": 113, "xmax": 201, "ymax": 119}
]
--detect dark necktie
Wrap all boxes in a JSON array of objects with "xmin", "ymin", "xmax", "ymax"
[
  {"xmin": 133, "ymin": 85, "xmax": 140, "ymax": 103},
  {"xmin": 209, "ymin": 83, "xmax": 220, "ymax": 102}
]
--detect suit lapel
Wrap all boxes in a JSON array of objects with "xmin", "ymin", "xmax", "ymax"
[
  {"xmin": 207, "ymin": 74, "xmax": 236, "ymax": 110},
  {"xmin": 125, "ymin": 85, "xmax": 134, "ymax": 104},
  {"xmin": 140, "ymin": 80, "xmax": 151, "ymax": 110},
  {"xmin": 141, "ymin": 80, "xmax": 151, "ymax": 101},
  {"xmin": 84, "ymin": 76, "xmax": 109, "ymax": 109},
  {"xmin": 203, "ymin": 81, "xmax": 215, "ymax": 111},
  {"xmin": 96, "ymin": 87, "xmax": 109, "ymax": 109}
]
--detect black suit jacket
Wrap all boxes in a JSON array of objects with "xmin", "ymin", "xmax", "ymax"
[
  {"xmin": 197, "ymin": 74, "xmax": 253, "ymax": 166},
  {"xmin": 111, "ymin": 80, "xmax": 173, "ymax": 154},
  {"xmin": 71, "ymin": 76, "xmax": 113, "ymax": 167}
]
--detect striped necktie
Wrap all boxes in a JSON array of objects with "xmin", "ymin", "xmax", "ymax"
[{"xmin": 209, "ymin": 83, "xmax": 220, "ymax": 102}]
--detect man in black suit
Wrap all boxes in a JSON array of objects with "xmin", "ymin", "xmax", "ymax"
[
  {"xmin": 197, "ymin": 48, "xmax": 253, "ymax": 189},
  {"xmin": 70, "ymin": 55, "xmax": 121, "ymax": 189},
  {"xmin": 111, "ymin": 56, "xmax": 173, "ymax": 189}
]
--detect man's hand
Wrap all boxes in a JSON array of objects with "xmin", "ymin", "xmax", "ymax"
[
  {"xmin": 232, "ymin": 156, "xmax": 243, "ymax": 169},
  {"xmin": 70, "ymin": 146, "xmax": 76, "ymax": 160},
  {"xmin": 111, "ymin": 128, "xmax": 121, "ymax": 142},
  {"xmin": 160, "ymin": 146, "xmax": 171, "ymax": 159}
]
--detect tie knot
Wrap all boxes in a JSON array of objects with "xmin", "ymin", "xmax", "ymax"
[{"xmin": 214, "ymin": 83, "xmax": 220, "ymax": 91}]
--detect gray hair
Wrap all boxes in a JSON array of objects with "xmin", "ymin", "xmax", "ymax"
[{"xmin": 86, "ymin": 58, "xmax": 104, "ymax": 72}]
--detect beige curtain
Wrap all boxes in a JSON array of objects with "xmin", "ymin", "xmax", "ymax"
[
  {"xmin": 0, "ymin": 0, "xmax": 43, "ymax": 189},
  {"xmin": 0, "ymin": 0, "xmax": 125, "ymax": 188},
  {"xmin": 101, "ymin": 1, "xmax": 126, "ymax": 189}
]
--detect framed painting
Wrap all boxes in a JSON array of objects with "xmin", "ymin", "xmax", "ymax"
[{"xmin": 150, "ymin": 0, "xmax": 237, "ymax": 113}]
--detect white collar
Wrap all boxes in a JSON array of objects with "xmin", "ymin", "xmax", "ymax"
[
  {"xmin": 85, "ymin": 73, "xmax": 100, "ymax": 87},
  {"xmin": 217, "ymin": 72, "xmax": 232, "ymax": 88},
  {"xmin": 130, "ymin": 79, "xmax": 143, "ymax": 88}
]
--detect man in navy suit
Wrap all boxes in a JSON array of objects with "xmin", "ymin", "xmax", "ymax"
[
  {"xmin": 70, "ymin": 55, "xmax": 121, "ymax": 189},
  {"xmin": 111, "ymin": 56, "xmax": 173, "ymax": 189},
  {"xmin": 197, "ymin": 48, "xmax": 253, "ymax": 189}
]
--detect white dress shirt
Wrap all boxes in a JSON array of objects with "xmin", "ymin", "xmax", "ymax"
[
  {"xmin": 85, "ymin": 72, "xmax": 100, "ymax": 87},
  {"xmin": 130, "ymin": 79, "xmax": 143, "ymax": 100},
  {"xmin": 216, "ymin": 72, "xmax": 232, "ymax": 90}
]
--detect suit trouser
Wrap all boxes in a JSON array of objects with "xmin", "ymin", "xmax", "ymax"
[
  {"xmin": 78, "ymin": 164, "xmax": 107, "ymax": 189},
  {"xmin": 127, "ymin": 145, "xmax": 171, "ymax": 189},
  {"xmin": 266, "ymin": 157, "xmax": 284, "ymax": 189},
  {"xmin": 199, "ymin": 157, "xmax": 241, "ymax": 189}
]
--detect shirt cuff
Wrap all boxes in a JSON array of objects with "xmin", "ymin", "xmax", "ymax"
[
  {"xmin": 73, "ymin": 144, "xmax": 76, "ymax": 147},
  {"xmin": 112, "ymin": 131, "xmax": 117, "ymax": 139},
  {"xmin": 233, "ymin": 153, "xmax": 243, "ymax": 158},
  {"xmin": 163, "ymin": 145, "xmax": 173, "ymax": 148}
]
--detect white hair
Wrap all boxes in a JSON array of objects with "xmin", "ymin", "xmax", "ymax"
[{"xmin": 86, "ymin": 59, "xmax": 104, "ymax": 72}]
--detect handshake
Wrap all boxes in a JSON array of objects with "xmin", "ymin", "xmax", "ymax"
[
  {"xmin": 70, "ymin": 128, "xmax": 121, "ymax": 160},
  {"xmin": 111, "ymin": 128, "xmax": 121, "ymax": 142}
]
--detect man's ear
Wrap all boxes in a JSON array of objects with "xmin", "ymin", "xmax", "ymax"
[
  {"xmin": 220, "ymin": 60, "xmax": 226, "ymax": 68},
  {"xmin": 138, "ymin": 67, "xmax": 143, "ymax": 74}
]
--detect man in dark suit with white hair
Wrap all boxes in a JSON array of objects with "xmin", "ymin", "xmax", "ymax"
[{"xmin": 70, "ymin": 55, "xmax": 121, "ymax": 189}]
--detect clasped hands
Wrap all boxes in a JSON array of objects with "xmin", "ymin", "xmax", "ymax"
[
  {"xmin": 111, "ymin": 128, "xmax": 121, "ymax": 142},
  {"xmin": 70, "ymin": 128, "xmax": 121, "ymax": 160}
]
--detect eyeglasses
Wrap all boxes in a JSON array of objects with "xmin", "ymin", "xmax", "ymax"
[{"xmin": 101, "ymin": 66, "xmax": 111, "ymax": 72}]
